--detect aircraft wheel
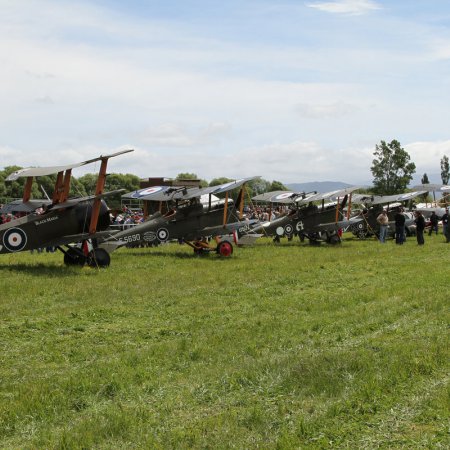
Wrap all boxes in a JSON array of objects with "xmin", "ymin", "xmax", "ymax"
[
  {"xmin": 216, "ymin": 241, "xmax": 233, "ymax": 257},
  {"xmin": 328, "ymin": 234, "xmax": 341, "ymax": 245},
  {"xmin": 63, "ymin": 248, "xmax": 86, "ymax": 266},
  {"xmin": 356, "ymin": 230, "xmax": 368, "ymax": 239},
  {"xmin": 88, "ymin": 248, "xmax": 111, "ymax": 268}
]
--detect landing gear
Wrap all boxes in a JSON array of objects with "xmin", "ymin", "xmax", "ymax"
[
  {"xmin": 216, "ymin": 241, "xmax": 233, "ymax": 257},
  {"xmin": 63, "ymin": 247, "xmax": 86, "ymax": 266},
  {"xmin": 61, "ymin": 242, "xmax": 110, "ymax": 268},
  {"xmin": 356, "ymin": 229, "xmax": 368, "ymax": 239},
  {"xmin": 87, "ymin": 248, "xmax": 111, "ymax": 268},
  {"xmin": 327, "ymin": 233, "xmax": 341, "ymax": 245}
]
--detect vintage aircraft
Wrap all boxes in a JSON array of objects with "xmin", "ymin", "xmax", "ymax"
[
  {"xmin": 0, "ymin": 149, "xmax": 133, "ymax": 267},
  {"xmin": 99, "ymin": 177, "xmax": 259, "ymax": 256},
  {"xmin": 348, "ymin": 190, "xmax": 427, "ymax": 239},
  {"xmin": 248, "ymin": 186, "xmax": 360, "ymax": 244},
  {"xmin": 410, "ymin": 184, "xmax": 450, "ymax": 218}
]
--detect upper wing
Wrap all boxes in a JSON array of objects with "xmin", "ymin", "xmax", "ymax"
[
  {"xmin": 122, "ymin": 185, "xmax": 176, "ymax": 201},
  {"xmin": 48, "ymin": 189, "xmax": 125, "ymax": 211},
  {"xmin": 122, "ymin": 176, "xmax": 260, "ymax": 202},
  {"xmin": 411, "ymin": 184, "xmax": 450, "ymax": 193},
  {"xmin": 6, "ymin": 149, "xmax": 133, "ymax": 181},
  {"xmin": 296, "ymin": 186, "xmax": 361, "ymax": 204},
  {"xmin": 252, "ymin": 190, "xmax": 300, "ymax": 203}
]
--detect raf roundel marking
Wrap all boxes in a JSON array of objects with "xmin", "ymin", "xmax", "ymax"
[
  {"xmin": 138, "ymin": 186, "xmax": 163, "ymax": 197},
  {"xmin": 3, "ymin": 228, "xmax": 28, "ymax": 252},
  {"xmin": 284, "ymin": 224, "xmax": 293, "ymax": 235},
  {"xmin": 157, "ymin": 228, "xmax": 169, "ymax": 242},
  {"xmin": 274, "ymin": 192, "xmax": 293, "ymax": 200}
]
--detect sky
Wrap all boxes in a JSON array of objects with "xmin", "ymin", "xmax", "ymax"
[{"xmin": 1, "ymin": 0, "xmax": 450, "ymax": 185}]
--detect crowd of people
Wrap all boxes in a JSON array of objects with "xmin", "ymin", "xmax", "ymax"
[{"xmin": 376, "ymin": 206, "xmax": 450, "ymax": 245}]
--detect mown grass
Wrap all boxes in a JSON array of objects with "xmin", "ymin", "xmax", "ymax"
[{"xmin": 0, "ymin": 233, "xmax": 449, "ymax": 449}]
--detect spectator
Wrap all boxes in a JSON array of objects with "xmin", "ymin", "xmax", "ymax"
[
  {"xmin": 414, "ymin": 211, "xmax": 425, "ymax": 245},
  {"xmin": 428, "ymin": 211, "xmax": 438, "ymax": 236},
  {"xmin": 442, "ymin": 208, "xmax": 449, "ymax": 239},
  {"xmin": 376, "ymin": 210, "xmax": 389, "ymax": 243},
  {"xmin": 394, "ymin": 208, "xmax": 406, "ymax": 245}
]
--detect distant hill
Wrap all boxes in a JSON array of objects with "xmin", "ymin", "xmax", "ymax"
[{"xmin": 285, "ymin": 181, "xmax": 354, "ymax": 193}]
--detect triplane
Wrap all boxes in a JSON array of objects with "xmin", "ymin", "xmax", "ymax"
[{"xmin": 0, "ymin": 150, "xmax": 133, "ymax": 268}]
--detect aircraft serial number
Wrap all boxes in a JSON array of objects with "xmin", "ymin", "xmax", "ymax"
[{"xmin": 123, "ymin": 234, "xmax": 141, "ymax": 243}]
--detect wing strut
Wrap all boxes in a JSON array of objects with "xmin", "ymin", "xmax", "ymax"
[
  {"xmin": 22, "ymin": 177, "xmax": 33, "ymax": 202},
  {"xmin": 222, "ymin": 191, "xmax": 229, "ymax": 226},
  {"xmin": 52, "ymin": 172, "xmax": 64, "ymax": 203},
  {"xmin": 89, "ymin": 157, "xmax": 109, "ymax": 234},
  {"xmin": 335, "ymin": 197, "xmax": 340, "ymax": 223}
]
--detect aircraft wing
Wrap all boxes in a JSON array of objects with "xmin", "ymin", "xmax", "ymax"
[
  {"xmin": 183, "ymin": 176, "xmax": 260, "ymax": 200},
  {"xmin": 122, "ymin": 186, "xmax": 181, "ymax": 201},
  {"xmin": 44, "ymin": 229, "xmax": 120, "ymax": 248},
  {"xmin": 123, "ymin": 176, "xmax": 260, "ymax": 202},
  {"xmin": 366, "ymin": 191, "xmax": 427, "ymax": 205},
  {"xmin": 6, "ymin": 149, "xmax": 133, "ymax": 181},
  {"xmin": 48, "ymin": 189, "xmax": 125, "ymax": 210},
  {"xmin": 252, "ymin": 190, "xmax": 299, "ymax": 203},
  {"xmin": 201, "ymin": 219, "xmax": 258, "ymax": 237},
  {"xmin": 209, "ymin": 176, "xmax": 260, "ymax": 194},
  {"xmin": 296, "ymin": 186, "xmax": 361, "ymax": 204},
  {"xmin": 411, "ymin": 184, "xmax": 450, "ymax": 193},
  {"xmin": 0, "ymin": 199, "xmax": 52, "ymax": 214},
  {"xmin": 314, "ymin": 219, "xmax": 353, "ymax": 232}
]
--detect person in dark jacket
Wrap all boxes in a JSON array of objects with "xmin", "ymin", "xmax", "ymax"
[
  {"xmin": 428, "ymin": 211, "xmax": 439, "ymax": 236},
  {"xmin": 394, "ymin": 208, "xmax": 406, "ymax": 244},
  {"xmin": 415, "ymin": 211, "xmax": 425, "ymax": 245}
]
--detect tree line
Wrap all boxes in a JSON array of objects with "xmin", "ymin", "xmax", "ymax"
[{"xmin": 1, "ymin": 141, "xmax": 449, "ymax": 207}]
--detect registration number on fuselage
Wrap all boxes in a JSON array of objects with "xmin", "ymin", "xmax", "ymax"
[{"xmin": 122, "ymin": 234, "xmax": 141, "ymax": 243}]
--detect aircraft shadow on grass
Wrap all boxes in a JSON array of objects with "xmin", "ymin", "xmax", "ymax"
[
  {"xmin": 122, "ymin": 249, "xmax": 234, "ymax": 260},
  {"xmin": 0, "ymin": 262, "xmax": 89, "ymax": 277}
]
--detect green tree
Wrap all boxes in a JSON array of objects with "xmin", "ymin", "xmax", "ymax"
[
  {"xmin": 209, "ymin": 177, "xmax": 233, "ymax": 187},
  {"xmin": 269, "ymin": 180, "xmax": 287, "ymax": 191},
  {"xmin": 176, "ymin": 172, "xmax": 198, "ymax": 180},
  {"xmin": 175, "ymin": 173, "xmax": 208, "ymax": 187},
  {"xmin": 440, "ymin": 155, "xmax": 449, "ymax": 185},
  {"xmin": 1, "ymin": 166, "xmax": 41, "ymax": 200},
  {"xmin": 371, "ymin": 140, "xmax": 416, "ymax": 194}
]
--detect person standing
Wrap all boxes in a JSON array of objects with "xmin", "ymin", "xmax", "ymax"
[
  {"xmin": 442, "ymin": 208, "xmax": 449, "ymax": 240},
  {"xmin": 376, "ymin": 210, "xmax": 389, "ymax": 243},
  {"xmin": 394, "ymin": 208, "xmax": 406, "ymax": 245},
  {"xmin": 428, "ymin": 211, "xmax": 438, "ymax": 236},
  {"xmin": 415, "ymin": 211, "xmax": 425, "ymax": 245}
]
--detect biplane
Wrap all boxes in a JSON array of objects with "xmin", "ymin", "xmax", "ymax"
[
  {"xmin": 248, "ymin": 186, "xmax": 360, "ymax": 244},
  {"xmin": 348, "ymin": 190, "xmax": 427, "ymax": 239},
  {"xmin": 410, "ymin": 184, "xmax": 450, "ymax": 218},
  {"xmin": 99, "ymin": 177, "xmax": 259, "ymax": 256},
  {"xmin": 0, "ymin": 150, "xmax": 133, "ymax": 267}
]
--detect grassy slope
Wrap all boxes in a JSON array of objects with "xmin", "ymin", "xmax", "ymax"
[{"xmin": 0, "ymin": 234, "xmax": 448, "ymax": 449}]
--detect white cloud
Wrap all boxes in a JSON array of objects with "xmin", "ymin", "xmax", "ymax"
[
  {"xmin": 307, "ymin": 0, "xmax": 381, "ymax": 15},
  {"xmin": 405, "ymin": 140, "xmax": 450, "ymax": 174},
  {"xmin": 295, "ymin": 101, "xmax": 359, "ymax": 119}
]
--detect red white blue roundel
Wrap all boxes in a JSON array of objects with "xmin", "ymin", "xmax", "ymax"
[
  {"xmin": 274, "ymin": 192, "xmax": 293, "ymax": 200},
  {"xmin": 134, "ymin": 186, "xmax": 164, "ymax": 198},
  {"xmin": 3, "ymin": 228, "xmax": 28, "ymax": 252},
  {"xmin": 157, "ymin": 228, "xmax": 169, "ymax": 241}
]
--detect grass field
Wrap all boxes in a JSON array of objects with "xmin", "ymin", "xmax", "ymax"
[{"xmin": 0, "ymin": 233, "xmax": 449, "ymax": 449}]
